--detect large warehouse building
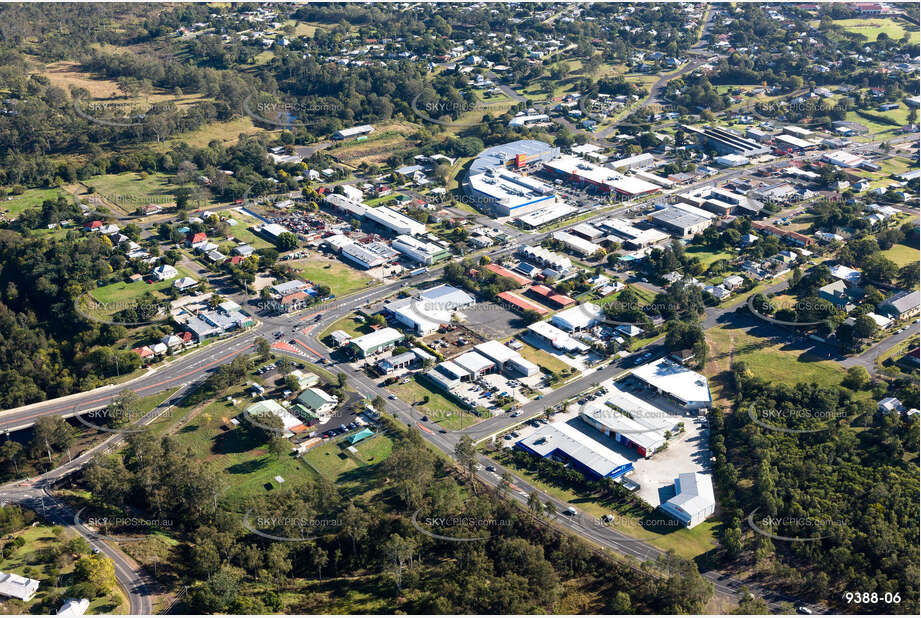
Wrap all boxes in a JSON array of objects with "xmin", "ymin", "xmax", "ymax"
[
  {"xmin": 649, "ymin": 203, "xmax": 714, "ymax": 237},
  {"xmin": 516, "ymin": 421, "xmax": 634, "ymax": 480},
  {"xmin": 543, "ymin": 155, "xmax": 660, "ymax": 197},
  {"xmin": 630, "ymin": 358, "xmax": 712, "ymax": 410},
  {"xmin": 659, "ymin": 472, "xmax": 716, "ymax": 528},
  {"xmin": 683, "ymin": 125, "xmax": 771, "ymax": 157},
  {"xmin": 465, "ymin": 139, "xmax": 562, "ymax": 218},
  {"xmin": 467, "ymin": 167, "xmax": 559, "ymax": 217}
]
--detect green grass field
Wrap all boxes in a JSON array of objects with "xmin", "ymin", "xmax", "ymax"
[
  {"xmin": 0, "ymin": 187, "xmax": 69, "ymax": 219},
  {"xmin": 388, "ymin": 377, "xmax": 478, "ymax": 430},
  {"xmin": 89, "ymin": 265, "xmax": 192, "ymax": 305},
  {"xmin": 881, "ymin": 243, "xmax": 920, "ymax": 269},
  {"xmin": 213, "ymin": 209, "xmax": 273, "ymax": 249},
  {"xmin": 295, "ymin": 257, "xmax": 374, "ymax": 297},
  {"xmin": 704, "ymin": 323, "xmax": 864, "ymax": 407},
  {"xmin": 164, "ymin": 396, "xmax": 316, "ymax": 503},
  {"xmin": 834, "ymin": 17, "xmax": 920, "ymax": 45},
  {"xmin": 685, "ymin": 245, "xmax": 735, "ymax": 269},
  {"xmin": 86, "ymin": 172, "xmax": 186, "ymax": 212},
  {"xmin": 516, "ymin": 341, "xmax": 572, "ymax": 374},
  {"xmin": 319, "ymin": 314, "xmax": 372, "ymax": 341}
]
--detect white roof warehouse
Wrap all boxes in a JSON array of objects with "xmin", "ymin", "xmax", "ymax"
[
  {"xmin": 516, "ymin": 421, "xmax": 633, "ymax": 480},
  {"xmin": 630, "ymin": 357, "xmax": 712, "ymax": 409}
]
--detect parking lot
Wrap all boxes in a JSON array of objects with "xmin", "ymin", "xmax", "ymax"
[{"xmin": 461, "ymin": 300, "xmax": 526, "ymax": 341}]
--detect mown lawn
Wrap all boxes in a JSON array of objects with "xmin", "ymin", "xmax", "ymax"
[
  {"xmin": 833, "ymin": 17, "xmax": 920, "ymax": 45},
  {"xmin": 516, "ymin": 341, "xmax": 572, "ymax": 374},
  {"xmin": 89, "ymin": 265, "xmax": 192, "ymax": 305},
  {"xmin": 703, "ymin": 323, "xmax": 867, "ymax": 407},
  {"xmin": 214, "ymin": 209, "xmax": 273, "ymax": 249},
  {"xmin": 0, "ymin": 187, "xmax": 68, "ymax": 219},
  {"xmin": 388, "ymin": 377, "xmax": 478, "ymax": 430},
  {"xmin": 295, "ymin": 257, "xmax": 373, "ymax": 298},
  {"xmin": 880, "ymin": 243, "xmax": 919, "ymax": 269}
]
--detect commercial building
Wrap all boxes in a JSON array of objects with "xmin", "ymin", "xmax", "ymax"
[
  {"xmin": 516, "ymin": 421, "xmax": 634, "ymax": 480},
  {"xmin": 607, "ymin": 152, "xmax": 655, "ymax": 171},
  {"xmin": 467, "ymin": 139, "xmax": 560, "ymax": 177},
  {"xmin": 340, "ymin": 241, "xmax": 399, "ymax": 269},
  {"xmin": 659, "ymin": 473, "xmax": 716, "ymax": 528},
  {"xmin": 775, "ymin": 133, "xmax": 819, "ymax": 152},
  {"xmin": 364, "ymin": 206, "xmax": 426, "ymax": 236},
  {"xmin": 683, "ymin": 125, "xmax": 770, "ymax": 157},
  {"xmin": 630, "ymin": 358, "xmax": 712, "ymax": 410},
  {"xmin": 453, "ymin": 350, "xmax": 496, "ymax": 377},
  {"xmin": 649, "ymin": 204, "xmax": 714, "ymax": 237},
  {"xmin": 509, "ymin": 113, "xmax": 550, "ymax": 127},
  {"xmin": 598, "ymin": 218, "xmax": 670, "ymax": 249},
  {"xmin": 497, "ymin": 291, "xmax": 549, "ymax": 315},
  {"xmin": 543, "ymin": 155, "xmax": 660, "ymax": 197},
  {"xmin": 325, "ymin": 193, "xmax": 368, "ymax": 218},
  {"xmin": 425, "ymin": 360, "xmax": 469, "ymax": 390},
  {"xmin": 633, "ymin": 170, "xmax": 675, "ymax": 188},
  {"xmin": 527, "ymin": 320, "xmax": 589, "ymax": 353},
  {"xmin": 348, "ymin": 327, "xmax": 403, "ymax": 358},
  {"xmin": 296, "ymin": 387, "xmax": 338, "ymax": 416},
  {"xmin": 527, "ymin": 284, "xmax": 575, "ymax": 308},
  {"xmin": 392, "ymin": 234, "xmax": 450, "ymax": 264},
  {"xmin": 714, "ymin": 153, "xmax": 750, "ymax": 167},
  {"xmin": 674, "ymin": 186, "xmax": 763, "ymax": 217},
  {"xmin": 879, "ymin": 290, "xmax": 920, "ymax": 320},
  {"xmin": 751, "ymin": 222, "xmax": 813, "ymax": 247},
  {"xmin": 517, "ymin": 245, "xmax": 572, "ymax": 272},
  {"xmin": 467, "ymin": 167, "xmax": 558, "ymax": 218},
  {"xmin": 514, "ymin": 203, "xmax": 577, "ymax": 228},
  {"xmin": 552, "ymin": 230, "xmax": 603, "ymax": 257},
  {"xmin": 551, "ymin": 303, "xmax": 603, "ymax": 332},
  {"xmin": 485, "ymin": 263, "xmax": 532, "ymax": 286},
  {"xmin": 245, "ymin": 399, "xmax": 307, "ymax": 437},
  {"xmin": 823, "ymin": 150, "xmax": 867, "ymax": 168},
  {"xmin": 333, "ymin": 124, "xmax": 374, "ymax": 140},
  {"xmin": 570, "ymin": 223, "xmax": 605, "ymax": 241},
  {"xmin": 385, "ymin": 287, "xmax": 472, "ymax": 335},
  {"xmin": 0, "ymin": 571, "xmax": 40, "ymax": 601},
  {"xmin": 473, "ymin": 340, "xmax": 540, "ymax": 377},
  {"xmin": 580, "ymin": 396, "xmax": 667, "ymax": 458}
]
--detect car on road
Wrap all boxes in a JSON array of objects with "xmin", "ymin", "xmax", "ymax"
[
  {"xmin": 503, "ymin": 434, "xmax": 513, "ymax": 440},
  {"xmin": 438, "ymin": 429, "xmax": 447, "ymax": 434},
  {"xmin": 388, "ymin": 394, "xmax": 396, "ymax": 400},
  {"xmin": 564, "ymin": 506, "xmax": 578, "ymax": 516},
  {"xmin": 510, "ymin": 411, "xmax": 521, "ymax": 417},
  {"xmin": 485, "ymin": 465, "xmax": 496, "ymax": 472},
  {"xmin": 795, "ymin": 607, "xmax": 812, "ymax": 615}
]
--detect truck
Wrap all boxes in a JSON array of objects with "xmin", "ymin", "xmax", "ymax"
[{"xmin": 408, "ymin": 267, "xmax": 428, "ymax": 277}]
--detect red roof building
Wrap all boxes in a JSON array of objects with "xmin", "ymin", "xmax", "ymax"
[
  {"xmin": 497, "ymin": 291, "xmax": 549, "ymax": 315},
  {"xmin": 527, "ymin": 285, "xmax": 575, "ymax": 308},
  {"xmin": 485, "ymin": 263, "xmax": 532, "ymax": 287},
  {"xmin": 188, "ymin": 232, "xmax": 207, "ymax": 244},
  {"xmin": 133, "ymin": 346, "xmax": 154, "ymax": 359}
]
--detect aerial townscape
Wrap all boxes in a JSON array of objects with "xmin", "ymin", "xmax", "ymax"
[{"xmin": 0, "ymin": 1, "xmax": 917, "ymax": 617}]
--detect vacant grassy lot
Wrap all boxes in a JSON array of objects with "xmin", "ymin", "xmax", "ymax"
[
  {"xmin": 86, "ymin": 172, "xmax": 180, "ymax": 212},
  {"xmin": 213, "ymin": 209, "xmax": 273, "ymax": 249},
  {"xmin": 89, "ymin": 265, "xmax": 192, "ymax": 305},
  {"xmin": 516, "ymin": 341, "xmax": 572, "ymax": 374},
  {"xmin": 703, "ymin": 322, "xmax": 861, "ymax": 407},
  {"xmin": 0, "ymin": 187, "xmax": 68, "ymax": 219},
  {"xmin": 388, "ymin": 377, "xmax": 478, "ymax": 430},
  {"xmin": 319, "ymin": 314, "xmax": 372, "ymax": 341},
  {"xmin": 834, "ymin": 17, "xmax": 920, "ymax": 44},
  {"xmin": 881, "ymin": 243, "xmax": 920, "ymax": 269},
  {"xmin": 164, "ymin": 397, "xmax": 316, "ymax": 503},
  {"xmin": 295, "ymin": 257, "xmax": 373, "ymax": 297},
  {"xmin": 685, "ymin": 245, "xmax": 735, "ymax": 269},
  {"xmin": 301, "ymin": 440, "xmax": 362, "ymax": 479}
]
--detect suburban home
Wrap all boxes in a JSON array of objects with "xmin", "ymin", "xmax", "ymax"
[{"xmin": 151, "ymin": 264, "xmax": 179, "ymax": 281}]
